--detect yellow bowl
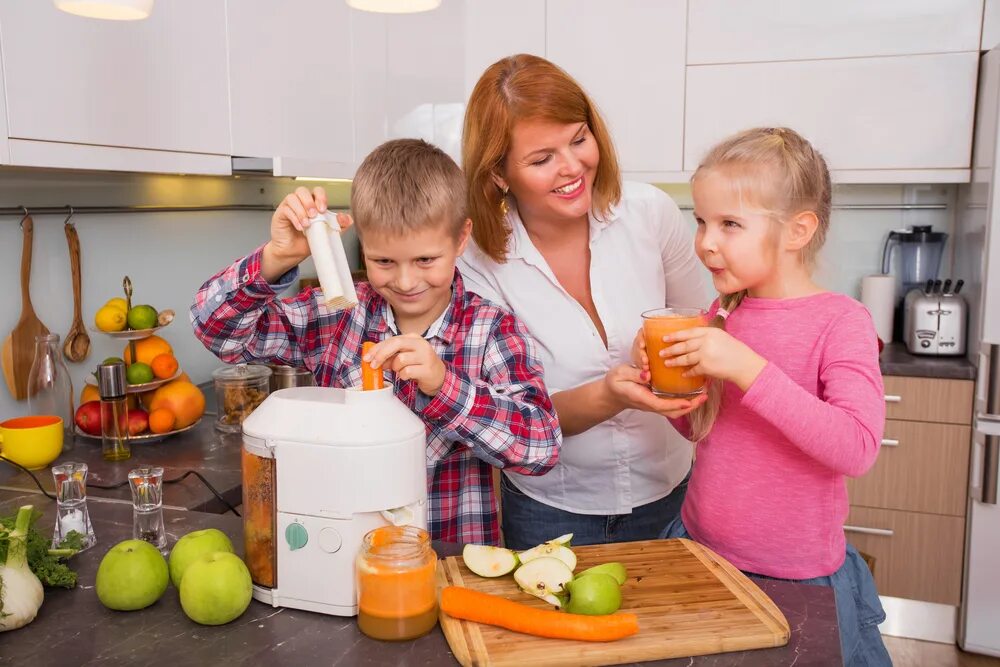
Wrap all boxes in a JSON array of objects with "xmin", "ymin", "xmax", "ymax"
[{"xmin": 0, "ymin": 415, "xmax": 64, "ymax": 470}]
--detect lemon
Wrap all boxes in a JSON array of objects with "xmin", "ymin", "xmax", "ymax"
[
  {"xmin": 104, "ymin": 297, "xmax": 128, "ymax": 312},
  {"xmin": 95, "ymin": 305, "xmax": 127, "ymax": 332},
  {"xmin": 126, "ymin": 362, "xmax": 155, "ymax": 385},
  {"xmin": 127, "ymin": 305, "xmax": 158, "ymax": 331}
]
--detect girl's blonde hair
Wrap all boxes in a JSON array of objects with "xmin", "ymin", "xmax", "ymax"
[
  {"xmin": 462, "ymin": 54, "xmax": 622, "ymax": 262},
  {"xmin": 687, "ymin": 127, "xmax": 832, "ymax": 442}
]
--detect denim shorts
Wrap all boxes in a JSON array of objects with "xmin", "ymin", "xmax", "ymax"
[
  {"xmin": 499, "ymin": 472, "xmax": 689, "ymax": 551},
  {"xmin": 660, "ymin": 517, "xmax": 891, "ymax": 667}
]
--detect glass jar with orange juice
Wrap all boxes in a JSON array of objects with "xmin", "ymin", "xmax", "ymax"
[
  {"xmin": 356, "ymin": 525, "xmax": 438, "ymax": 641},
  {"xmin": 642, "ymin": 307, "xmax": 709, "ymax": 397}
]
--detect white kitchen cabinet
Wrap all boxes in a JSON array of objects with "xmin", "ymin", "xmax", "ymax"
[
  {"xmin": 0, "ymin": 38, "xmax": 8, "ymax": 165},
  {"xmin": 463, "ymin": 0, "xmax": 545, "ymax": 97},
  {"xmin": 685, "ymin": 52, "xmax": 978, "ymax": 178},
  {"xmin": 688, "ymin": 0, "xmax": 984, "ymax": 65},
  {"xmin": 984, "ymin": 0, "xmax": 1000, "ymax": 51},
  {"xmin": 0, "ymin": 0, "xmax": 230, "ymax": 174},
  {"xmin": 228, "ymin": 0, "xmax": 354, "ymax": 178},
  {"xmin": 546, "ymin": 0, "xmax": 686, "ymax": 177}
]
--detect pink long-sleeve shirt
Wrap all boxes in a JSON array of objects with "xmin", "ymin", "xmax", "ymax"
[{"xmin": 676, "ymin": 292, "xmax": 885, "ymax": 579}]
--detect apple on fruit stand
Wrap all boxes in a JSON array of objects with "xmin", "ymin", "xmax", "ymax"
[
  {"xmin": 96, "ymin": 539, "xmax": 169, "ymax": 611},
  {"xmin": 168, "ymin": 528, "xmax": 234, "ymax": 588},
  {"xmin": 74, "ymin": 401, "xmax": 102, "ymax": 436},
  {"xmin": 126, "ymin": 408, "xmax": 149, "ymax": 436},
  {"xmin": 179, "ymin": 551, "xmax": 253, "ymax": 625}
]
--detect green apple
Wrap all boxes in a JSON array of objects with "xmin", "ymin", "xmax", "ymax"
[
  {"xmin": 169, "ymin": 528, "xmax": 235, "ymax": 588},
  {"xmin": 96, "ymin": 539, "xmax": 169, "ymax": 611},
  {"xmin": 179, "ymin": 552, "xmax": 253, "ymax": 625},
  {"xmin": 463, "ymin": 544, "xmax": 519, "ymax": 577},
  {"xmin": 513, "ymin": 556, "xmax": 573, "ymax": 607},
  {"xmin": 564, "ymin": 573, "xmax": 622, "ymax": 615},
  {"xmin": 577, "ymin": 562, "xmax": 627, "ymax": 586},
  {"xmin": 518, "ymin": 542, "xmax": 577, "ymax": 572}
]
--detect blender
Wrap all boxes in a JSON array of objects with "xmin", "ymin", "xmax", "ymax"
[{"xmin": 881, "ymin": 225, "xmax": 948, "ymax": 340}]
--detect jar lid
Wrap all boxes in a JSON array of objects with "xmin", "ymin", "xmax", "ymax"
[
  {"xmin": 268, "ymin": 364, "xmax": 312, "ymax": 376},
  {"xmin": 212, "ymin": 363, "xmax": 272, "ymax": 384}
]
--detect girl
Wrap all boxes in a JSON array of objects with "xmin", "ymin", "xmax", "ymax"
[{"xmin": 634, "ymin": 127, "xmax": 891, "ymax": 666}]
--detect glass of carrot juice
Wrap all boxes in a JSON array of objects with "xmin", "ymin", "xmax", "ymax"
[{"xmin": 641, "ymin": 307, "xmax": 708, "ymax": 398}]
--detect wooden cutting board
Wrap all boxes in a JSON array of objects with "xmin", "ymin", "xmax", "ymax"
[{"xmin": 437, "ymin": 538, "xmax": 790, "ymax": 667}]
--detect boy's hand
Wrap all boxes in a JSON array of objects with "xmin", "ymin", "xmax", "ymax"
[
  {"xmin": 660, "ymin": 327, "xmax": 767, "ymax": 392},
  {"xmin": 263, "ymin": 187, "xmax": 354, "ymax": 281},
  {"xmin": 604, "ymin": 364, "xmax": 707, "ymax": 419},
  {"xmin": 364, "ymin": 334, "xmax": 446, "ymax": 397}
]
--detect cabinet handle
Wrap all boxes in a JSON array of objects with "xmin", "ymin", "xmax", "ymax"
[
  {"xmin": 884, "ymin": 395, "xmax": 902, "ymax": 403},
  {"xmin": 844, "ymin": 525, "xmax": 894, "ymax": 537},
  {"xmin": 881, "ymin": 438, "xmax": 899, "ymax": 447}
]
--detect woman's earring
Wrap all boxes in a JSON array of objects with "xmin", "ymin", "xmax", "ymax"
[{"xmin": 499, "ymin": 186, "xmax": 509, "ymax": 217}]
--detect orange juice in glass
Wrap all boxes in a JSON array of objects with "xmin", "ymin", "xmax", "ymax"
[{"xmin": 642, "ymin": 307, "xmax": 708, "ymax": 398}]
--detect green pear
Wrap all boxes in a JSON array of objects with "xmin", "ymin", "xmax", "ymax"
[
  {"xmin": 576, "ymin": 562, "xmax": 627, "ymax": 586},
  {"xmin": 564, "ymin": 573, "xmax": 622, "ymax": 615}
]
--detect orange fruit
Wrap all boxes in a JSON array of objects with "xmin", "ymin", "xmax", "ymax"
[
  {"xmin": 151, "ymin": 353, "xmax": 179, "ymax": 380},
  {"xmin": 122, "ymin": 335, "xmax": 173, "ymax": 367},
  {"xmin": 148, "ymin": 408, "xmax": 176, "ymax": 434},
  {"xmin": 80, "ymin": 384, "xmax": 100, "ymax": 404},
  {"xmin": 148, "ymin": 380, "xmax": 205, "ymax": 429}
]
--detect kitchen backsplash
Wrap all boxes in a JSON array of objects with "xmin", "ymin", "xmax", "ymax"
[{"xmin": 0, "ymin": 171, "xmax": 953, "ymax": 419}]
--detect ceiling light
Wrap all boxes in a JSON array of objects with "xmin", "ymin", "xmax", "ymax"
[
  {"xmin": 54, "ymin": 0, "xmax": 154, "ymax": 21},
  {"xmin": 345, "ymin": 0, "xmax": 440, "ymax": 14}
]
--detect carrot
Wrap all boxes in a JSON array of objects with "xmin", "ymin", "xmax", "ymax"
[
  {"xmin": 440, "ymin": 587, "xmax": 639, "ymax": 642},
  {"xmin": 361, "ymin": 342, "xmax": 384, "ymax": 390}
]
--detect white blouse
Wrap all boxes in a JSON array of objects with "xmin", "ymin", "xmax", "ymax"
[{"xmin": 458, "ymin": 181, "xmax": 709, "ymax": 514}]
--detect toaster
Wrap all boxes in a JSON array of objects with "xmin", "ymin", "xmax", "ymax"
[{"xmin": 903, "ymin": 279, "xmax": 967, "ymax": 356}]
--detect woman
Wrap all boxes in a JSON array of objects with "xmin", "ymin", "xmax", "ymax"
[{"xmin": 459, "ymin": 54, "xmax": 709, "ymax": 549}]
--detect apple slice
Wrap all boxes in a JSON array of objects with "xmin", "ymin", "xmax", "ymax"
[
  {"xmin": 462, "ymin": 544, "xmax": 519, "ymax": 578},
  {"xmin": 513, "ymin": 557, "xmax": 573, "ymax": 607},
  {"xmin": 518, "ymin": 542, "xmax": 577, "ymax": 572},
  {"xmin": 576, "ymin": 562, "xmax": 627, "ymax": 586},
  {"xmin": 549, "ymin": 533, "xmax": 574, "ymax": 547}
]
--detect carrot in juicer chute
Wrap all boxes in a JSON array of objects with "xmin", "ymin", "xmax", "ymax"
[{"xmin": 361, "ymin": 341, "xmax": 384, "ymax": 390}]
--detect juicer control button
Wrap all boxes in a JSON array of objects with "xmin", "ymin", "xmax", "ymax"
[
  {"xmin": 318, "ymin": 527, "xmax": 342, "ymax": 553},
  {"xmin": 285, "ymin": 522, "xmax": 308, "ymax": 551}
]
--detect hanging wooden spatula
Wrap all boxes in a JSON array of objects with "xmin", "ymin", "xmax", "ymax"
[{"xmin": 2, "ymin": 215, "xmax": 50, "ymax": 400}]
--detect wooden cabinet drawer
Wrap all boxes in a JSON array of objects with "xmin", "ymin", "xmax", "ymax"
[
  {"xmin": 883, "ymin": 375, "xmax": 974, "ymax": 425},
  {"xmin": 845, "ymin": 507, "xmax": 964, "ymax": 606},
  {"xmin": 847, "ymin": 420, "xmax": 971, "ymax": 516}
]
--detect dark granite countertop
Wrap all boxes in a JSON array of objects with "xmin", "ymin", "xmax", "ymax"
[
  {"xmin": 0, "ymin": 490, "xmax": 842, "ymax": 667},
  {"xmin": 880, "ymin": 341, "xmax": 976, "ymax": 380},
  {"xmin": 0, "ymin": 413, "xmax": 243, "ymax": 514}
]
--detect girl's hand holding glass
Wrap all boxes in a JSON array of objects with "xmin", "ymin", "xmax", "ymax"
[{"xmin": 660, "ymin": 327, "xmax": 767, "ymax": 392}]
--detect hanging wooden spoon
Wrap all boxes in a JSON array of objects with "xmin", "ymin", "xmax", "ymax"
[
  {"xmin": 2, "ymin": 214, "xmax": 51, "ymax": 400},
  {"xmin": 63, "ymin": 216, "xmax": 91, "ymax": 362}
]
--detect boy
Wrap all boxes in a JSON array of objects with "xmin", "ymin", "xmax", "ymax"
[{"xmin": 191, "ymin": 139, "xmax": 561, "ymax": 545}]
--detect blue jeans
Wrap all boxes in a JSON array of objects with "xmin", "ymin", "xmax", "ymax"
[
  {"xmin": 660, "ymin": 517, "xmax": 891, "ymax": 667},
  {"xmin": 499, "ymin": 472, "xmax": 689, "ymax": 550}
]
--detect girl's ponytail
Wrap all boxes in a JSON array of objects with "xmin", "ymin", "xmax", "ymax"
[{"xmin": 687, "ymin": 290, "xmax": 747, "ymax": 442}]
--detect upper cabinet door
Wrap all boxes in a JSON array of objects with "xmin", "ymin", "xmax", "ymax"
[
  {"xmin": 228, "ymin": 0, "xmax": 354, "ymax": 177},
  {"xmin": 0, "ymin": 0, "xmax": 229, "ymax": 156},
  {"xmin": 463, "ymin": 0, "xmax": 545, "ymax": 97},
  {"xmin": 688, "ymin": 0, "xmax": 984, "ymax": 64},
  {"xmin": 685, "ymin": 52, "xmax": 978, "ymax": 174},
  {"xmin": 546, "ymin": 0, "xmax": 686, "ymax": 175}
]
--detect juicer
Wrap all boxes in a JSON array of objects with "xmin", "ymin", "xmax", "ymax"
[{"xmin": 240, "ymin": 385, "xmax": 427, "ymax": 616}]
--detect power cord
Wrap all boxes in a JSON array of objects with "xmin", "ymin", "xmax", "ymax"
[{"xmin": 0, "ymin": 455, "xmax": 241, "ymax": 517}]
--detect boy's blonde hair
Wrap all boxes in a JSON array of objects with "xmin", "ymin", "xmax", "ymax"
[
  {"xmin": 687, "ymin": 127, "xmax": 832, "ymax": 442},
  {"xmin": 351, "ymin": 138, "xmax": 468, "ymax": 240},
  {"xmin": 463, "ymin": 54, "xmax": 622, "ymax": 262}
]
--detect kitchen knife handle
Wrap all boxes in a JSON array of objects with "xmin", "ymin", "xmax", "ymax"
[
  {"xmin": 844, "ymin": 525, "xmax": 894, "ymax": 537},
  {"xmin": 881, "ymin": 438, "xmax": 899, "ymax": 447},
  {"xmin": 884, "ymin": 395, "xmax": 902, "ymax": 403}
]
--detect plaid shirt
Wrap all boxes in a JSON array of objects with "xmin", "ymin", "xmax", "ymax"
[{"xmin": 190, "ymin": 246, "xmax": 561, "ymax": 545}]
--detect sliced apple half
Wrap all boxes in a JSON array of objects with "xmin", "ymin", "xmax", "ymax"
[
  {"xmin": 462, "ymin": 544, "xmax": 519, "ymax": 578},
  {"xmin": 513, "ymin": 556, "xmax": 573, "ymax": 607},
  {"xmin": 576, "ymin": 561, "xmax": 627, "ymax": 586},
  {"xmin": 518, "ymin": 542, "xmax": 577, "ymax": 572},
  {"xmin": 549, "ymin": 533, "xmax": 573, "ymax": 547}
]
